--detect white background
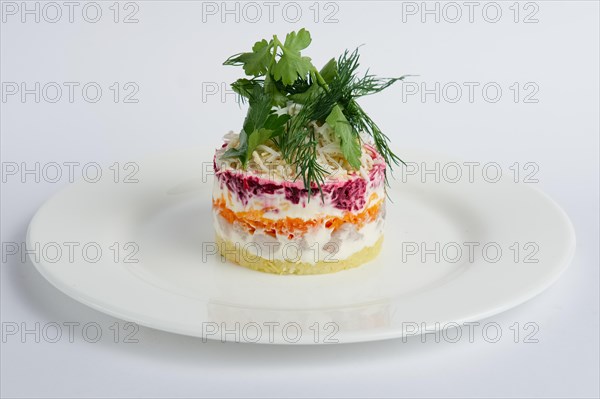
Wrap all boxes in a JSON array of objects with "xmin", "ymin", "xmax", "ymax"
[{"xmin": 1, "ymin": 1, "xmax": 599, "ymax": 397}]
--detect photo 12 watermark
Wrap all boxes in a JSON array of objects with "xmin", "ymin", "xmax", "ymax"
[
  {"xmin": 1, "ymin": 1, "xmax": 140, "ymax": 24},
  {"xmin": 201, "ymin": 320, "xmax": 340, "ymax": 343},
  {"xmin": 400, "ymin": 81, "xmax": 540, "ymax": 104},
  {"xmin": 1, "ymin": 82, "xmax": 140, "ymax": 104},
  {"xmin": 402, "ymin": 321, "xmax": 540, "ymax": 343},
  {"xmin": 201, "ymin": 1, "xmax": 340, "ymax": 24},
  {"xmin": 202, "ymin": 239, "xmax": 341, "ymax": 265},
  {"xmin": 399, "ymin": 1, "xmax": 540, "ymax": 24},
  {"xmin": 400, "ymin": 241, "xmax": 540, "ymax": 264},
  {"xmin": 1, "ymin": 161, "xmax": 140, "ymax": 184},
  {"xmin": 1, "ymin": 321, "xmax": 140, "ymax": 344},
  {"xmin": 2, "ymin": 241, "xmax": 140, "ymax": 265},
  {"xmin": 399, "ymin": 161, "xmax": 540, "ymax": 184}
]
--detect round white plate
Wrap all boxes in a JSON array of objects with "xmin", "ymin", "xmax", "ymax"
[{"xmin": 27, "ymin": 148, "xmax": 575, "ymax": 344}]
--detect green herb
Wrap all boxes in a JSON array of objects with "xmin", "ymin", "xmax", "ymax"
[
  {"xmin": 223, "ymin": 85, "xmax": 289, "ymax": 165},
  {"xmin": 325, "ymin": 104, "xmax": 361, "ymax": 169},
  {"xmin": 222, "ymin": 29, "xmax": 407, "ymax": 193},
  {"xmin": 271, "ymin": 29, "xmax": 314, "ymax": 86}
]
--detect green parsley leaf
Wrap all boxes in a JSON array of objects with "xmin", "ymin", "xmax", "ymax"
[
  {"xmin": 272, "ymin": 53, "xmax": 313, "ymax": 86},
  {"xmin": 226, "ymin": 113, "xmax": 290, "ymax": 165},
  {"xmin": 272, "ymin": 29, "xmax": 314, "ymax": 85},
  {"xmin": 242, "ymin": 86, "xmax": 272, "ymax": 134},
  {"xmin": 283, "ymin": 28, "xmax": 312, "ymax": 53},
  {"xmin": 325, "ymin": 104, "xmax": 362, "ymax": 169},
  {"xmin": 263, "ymin": 113, "xmax": 290, "ymax": 133},
  {"xmin": 231, "ymin": 78, "xmax": 261, "ymax": 103},
  {"xmin": 246, "ymin": 128, "xmax": 274, "ymax": 159},
  {"xmin": 222, "ymin": 128, "xmax": 249, "ymax": 162},
  {"xmin": 246, "ymin": 113, "xmax": 290, "ymax": 160},
  {"xmin": 288, "ymin": 80, "xmax": 322, "ymax": 104},
  {"xmin": 224, "ymin": 39, "xmax": 272, "ymax": 77},
  {"xmin": 223, "ymin": 85, "xmax": 290, "ymax": 165},
  {"xmin": 264, "ymin": 74, "xmax": 288, "ymax": 107},
  {"xmin": 319, "ymin": 58, "xmax": 338, "ymax": 84}
]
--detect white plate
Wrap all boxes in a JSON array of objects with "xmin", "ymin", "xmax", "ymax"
[{"xmin": 27, "ymin": 148, "xmax": 576, "ymax": 344}]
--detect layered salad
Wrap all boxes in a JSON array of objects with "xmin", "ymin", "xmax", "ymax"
[{"xmin": 212, "ymin": 29, "xmax": 405, "ymax": 275}]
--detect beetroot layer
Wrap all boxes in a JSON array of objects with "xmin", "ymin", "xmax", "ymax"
[{"xmin": 213, "ymin": 145, "xmax": 385, "ymax": 211}]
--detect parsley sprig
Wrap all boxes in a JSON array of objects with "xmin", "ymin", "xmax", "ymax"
[{"xmin": 222, "ymin": 29, "xmax": 406, "ymax": 194}]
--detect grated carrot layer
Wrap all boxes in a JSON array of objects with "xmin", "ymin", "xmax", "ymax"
[{"xmin": 213, "ymin": 194, "xmax": 383, "ymax": 239}]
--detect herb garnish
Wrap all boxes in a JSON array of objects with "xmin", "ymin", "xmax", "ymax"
[{"xmin": 223, "ymin": 28, "xmax": 406, "ymax": 195}]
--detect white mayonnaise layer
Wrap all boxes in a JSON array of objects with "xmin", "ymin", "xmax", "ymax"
[{"xmin": 213, "ymin": 210, "xmax": 385, "ymax": 263}]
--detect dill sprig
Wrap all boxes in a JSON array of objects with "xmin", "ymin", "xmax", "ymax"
[{"xmin": 277, "ymin": 123, "xmax": 328, "ymax": 198}]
